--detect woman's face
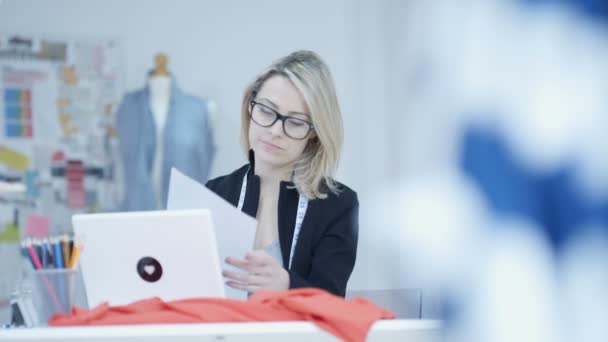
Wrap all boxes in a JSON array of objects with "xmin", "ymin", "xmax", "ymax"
[{"xmin": 248, "ymin": 75, "xmax": 314, "ymax": 170}]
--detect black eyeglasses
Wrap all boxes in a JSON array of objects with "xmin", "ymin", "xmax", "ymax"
[{"xmin": 249, "ymin": 100, "xmax": 314, "ymax": 140}]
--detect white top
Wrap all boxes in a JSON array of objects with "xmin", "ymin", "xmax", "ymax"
[
  {"xmin": 237, "ymin": 171, "xmax": 308, "ymax": 270},
  {"xmin": 264, "ymin": 240, "xmax": 283, "ymax": 266},
  {"xmin": 148, "ymin": 76, "xmax": 171, "ymax": 208}
]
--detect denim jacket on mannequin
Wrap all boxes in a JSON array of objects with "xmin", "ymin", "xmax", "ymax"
[{"xmin": 116, "ymin": 78, "xmax": 215, "ymax": 211}]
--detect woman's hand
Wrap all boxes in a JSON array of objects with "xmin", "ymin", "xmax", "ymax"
[{"xmin": 222, "ymin": 250, "xmax": 290, "ymax": 293}]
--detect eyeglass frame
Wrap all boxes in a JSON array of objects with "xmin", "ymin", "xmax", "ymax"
[{"xmin": 249, "ymin": 99, "xmax": 315, "ymax": 140}]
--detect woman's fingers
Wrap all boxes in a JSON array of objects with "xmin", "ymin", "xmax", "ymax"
[
  {"xmin": 226, "ymin": 256, "xmax": 267, "ymax": 271},
  {"xmin": 245, "ymin": 250, "xmax": 275, "ymax": 265},
  {"xmin": 223, "ymin": 251, "xmax": 285, "ymax": 293},
  {"xmin": 225, "ymin": 280, "xmax": 261, "ymax": 293},
  {"xmin": 226, "ymin": 256, "xmax": 273, "ymax": 276},
  {"xmin": 225, "ymin": 256, "xmax": 251, "ymax": 270},
  {"xmin": 222, "ymin": 270, "xmax": 268, "ymax": 286},
  {"xmin": 222, "ymin": 269, "xmax": 247, "ymax": 282}
]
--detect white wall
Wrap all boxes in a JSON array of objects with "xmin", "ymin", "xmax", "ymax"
[
  {"xmin": 0, "ymin": 0, "xmax": 357, "ymax": 177},
  {"xmin": 0, "ymin": 0, "xmax": 401, "ymax": 291}
]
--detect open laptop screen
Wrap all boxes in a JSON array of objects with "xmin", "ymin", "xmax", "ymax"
[{"xmin": 73, "ymin": 209, "xmax": 225, "ymax": 307}]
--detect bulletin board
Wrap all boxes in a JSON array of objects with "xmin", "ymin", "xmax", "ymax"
[{"xmin": 0, "ymin": 34, "xmax": 123, "ymax": 307}]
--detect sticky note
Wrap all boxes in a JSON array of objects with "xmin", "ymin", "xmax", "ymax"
[
  {"xmin": 25, "ymin": 215, "xmax": 50, "ymax": 238},
  {"xmin": 25, "ymin": 170, "xmax": 40, "ymax": 198},
  {"xmin": 0, "ymin": 147, "xmax": 29, "ymax": 171},
  {"xmin": 0, "ymin": 224, "xmax": 19, "ymax": 242}
]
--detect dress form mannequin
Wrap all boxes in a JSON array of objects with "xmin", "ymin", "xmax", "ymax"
[
  {"xmin": 117, "ymin": 53, "xmax": 215, "ymax": 211},
  {"xmin": 149, "ymin": 53, "xmax": 171, "ymax": 208}
]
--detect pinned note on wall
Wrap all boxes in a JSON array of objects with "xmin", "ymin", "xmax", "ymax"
[
  {"xmin": 66, "ymin": 160, "xmax": 85, "ymax": 208},
  {"xmin": 0, "ymin": 146, "xmax": 29, "ymax": 172},
  {"xmin": 0, "ymin": 208, "xmax": 19, "ymax": 242},
  {"xmin": 0, "ymin": 225, "xmax": 19, "ymax": 242},
  {"xmin": 24, "ymin": 170, "xmax": 39, "ymax": 198},
  {"xmin": 25, "ymin": 215, "xmax": 50, "ymax": 238}
]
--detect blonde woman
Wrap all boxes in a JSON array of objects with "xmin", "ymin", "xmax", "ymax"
[{"xmin": 207, "ymin": 50, "xmax": 358, "ymax": 297}]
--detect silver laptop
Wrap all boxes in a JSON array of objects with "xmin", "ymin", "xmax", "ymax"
[{"xmin": 72, "ymin": 209, "xmax": 225, "ymax": 308}]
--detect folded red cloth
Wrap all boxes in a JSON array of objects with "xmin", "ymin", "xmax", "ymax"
[{"xmin": 49, "ymin": 288, "xmax": 395, "ymax": 342}]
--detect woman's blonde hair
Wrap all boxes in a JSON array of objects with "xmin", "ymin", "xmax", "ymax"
[{"xmin": 240, "ymin": 50, "xmax": 343, "ymax": 199}]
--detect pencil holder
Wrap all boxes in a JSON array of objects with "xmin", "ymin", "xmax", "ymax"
[{"xmin": 27, "ymin": 268, "xmax": 86, "ymax": 326}]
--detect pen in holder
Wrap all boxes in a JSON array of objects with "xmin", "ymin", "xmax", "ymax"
[{"xmin": 19, "ymin": 236, "xmax": 86, "ymax": 326}]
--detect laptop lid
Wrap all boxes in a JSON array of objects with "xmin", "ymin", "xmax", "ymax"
[{"xmin": 72, "ymin": 209, "xmax": 225, "ymax": 308}]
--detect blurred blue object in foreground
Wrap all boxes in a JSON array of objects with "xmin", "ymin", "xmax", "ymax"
[{"xmin": 460, "ymin": 124, "xmax": 608, "ymax": 252}]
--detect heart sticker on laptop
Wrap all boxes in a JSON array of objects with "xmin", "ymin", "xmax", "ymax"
[
  {"xmin": 137, "ymin": 256, "xmax": 163, "ymax": 282},
  {"xmin": 144, "ymin": 265, "xmax": 155, "ymax": 275}
]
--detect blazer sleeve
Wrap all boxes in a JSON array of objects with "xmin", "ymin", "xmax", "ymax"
[{"xmin": 288, "ymin": 193, "xmax": 359, "ymax": 297}]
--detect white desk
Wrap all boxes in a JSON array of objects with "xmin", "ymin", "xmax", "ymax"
[{"xmin": 0, "ymin": 319, "xmax": 441, "ymax": 342}]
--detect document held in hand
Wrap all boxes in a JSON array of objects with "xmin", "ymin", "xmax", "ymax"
[{"xmin": 167, "ymin": 168, "xmax": 256, "ymax": 299}]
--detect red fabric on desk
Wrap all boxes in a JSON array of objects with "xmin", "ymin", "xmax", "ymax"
[{"xmin": 49, "ymin": 288, "xmax": 395, "ymax": 342}]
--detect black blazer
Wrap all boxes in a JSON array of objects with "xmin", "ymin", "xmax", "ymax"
[{"xmin": 206, "ymin": 158, "xmax": 359, "ymax": 297}]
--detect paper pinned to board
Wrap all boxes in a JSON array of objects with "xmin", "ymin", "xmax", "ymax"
[
  {"xmin": 167, "ymin": 168, "xmax": 256, "ymax": 300},
  {"xmin": 0, "ymin": 146, "xmax": 29, "ymax": 171},
  {"xmin": 25, "ymin": 214, "xmax": 50, "ymax": 237}
]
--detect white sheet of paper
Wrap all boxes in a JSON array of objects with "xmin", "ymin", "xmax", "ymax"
[{"xmin": 167, "ymin": 168, "xmax": 256, "ymax": 299}]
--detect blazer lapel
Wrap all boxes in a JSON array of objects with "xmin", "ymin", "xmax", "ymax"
[
  {"xmin": 278, "ymin": 183, "xmax": 299, "ymax": 267},
  {"xmin": 241, "ymin": 172, "xmax": 260, "ymax": 219}
]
